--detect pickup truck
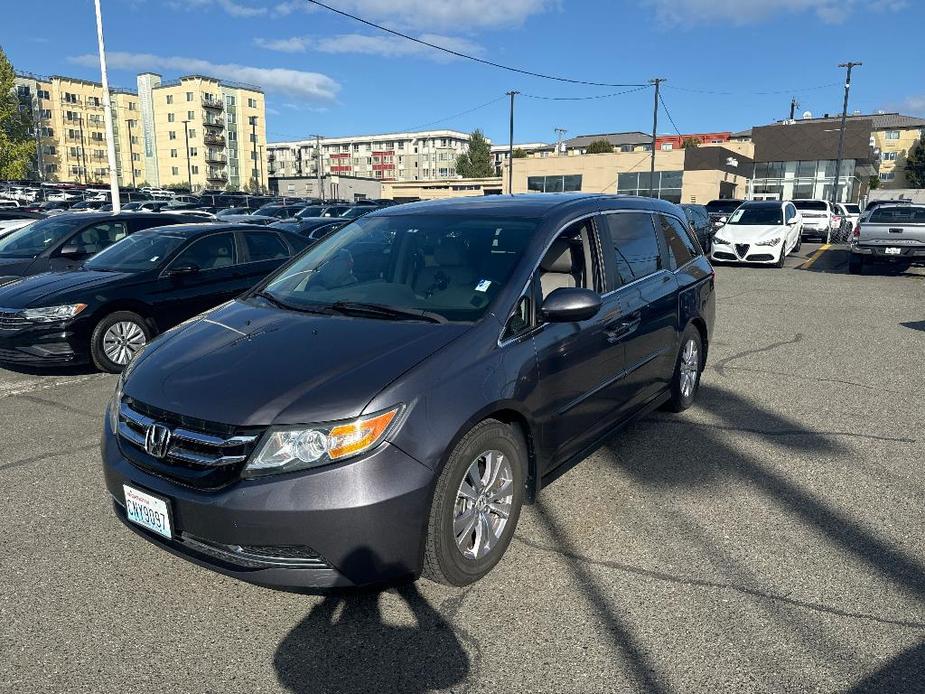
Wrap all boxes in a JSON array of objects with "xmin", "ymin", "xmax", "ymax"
[{"xmin": 849, "ymin": 204, "xmax": 925, "ymax": 274}]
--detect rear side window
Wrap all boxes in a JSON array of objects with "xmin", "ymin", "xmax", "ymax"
[
  {"xmin": 244, "ymin": 231, "xmax": 290, "ymax": 261},
  {"xmin": 601, "ymin": 212, "xmax": 662, "ymax": 285},
  {"xmin": 658, "ymin": 215, "xmax": 698, "ymax": 269},
  {"xmin": 793, "ymin": 200, "xmax": 828, "ymax": 211}
]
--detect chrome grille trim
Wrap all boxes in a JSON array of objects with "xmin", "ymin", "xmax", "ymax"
[{"xmin": 0, "ymin": 309, "xmax": 28, "ymax": 331}]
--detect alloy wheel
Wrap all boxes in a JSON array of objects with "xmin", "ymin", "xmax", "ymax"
[
  {"xmin": 453, "ymin": 450, "xmax": 513, "ymax": 561},
  {"xmin": 102, "ymin": 321, "xmax": 147, "ymax": 366},
  {"xmin": 679, "ymin": 339, "xmax": 699, "ymax": 399}
]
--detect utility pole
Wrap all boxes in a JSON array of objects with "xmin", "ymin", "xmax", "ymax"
[
  {"xmin": 78, "ymin": 116, "xmax": 89, "ymax": 186},
  {"xmin": 506, "ymin": 91, "xmax": 519, "ymax": 195},
  {"xmin": 182, "ymin": 120, "xmax": 193, "ymax": 192},
  {"xmin": 126, "ymin": 119, "xmax": 136, "ymax": 188},
  {"xmin": 554, "ymin": 128, "xmax": 567, "ymax": 157},
  {"xmin": 311, "ymin": 134, "xmax": 323, "ymax": 201},
  {"xmin": 830, "ymin": 61, "xmax": 862, "ymax": 243},
  {"xmin": 258, "ymin": 144, "xmax": 265, "ymax": 194},
  {"xmin": 93, "ymin": 0, "xmax": 121, "ymax": 212},
  {"xmin": 648, "ymin": 78, "xmax": 665, "ymax": 198},
  {"xmin": 789, "ymin": 97, "xmax": 798, "ymax": 121}
]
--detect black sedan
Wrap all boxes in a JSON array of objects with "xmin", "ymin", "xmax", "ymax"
[
  {"xmin": 270, "ymin": 217, "xmax": 349, "ymax": 243},
  {"xmin": 0, "ymin": 212, "xmax": 198, "ymax": 284},
  {"xmin": 0, "ymin": 223, "xmax": 308, "ymax": 371}
]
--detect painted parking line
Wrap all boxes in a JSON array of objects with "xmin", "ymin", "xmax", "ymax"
[{"xmin": 798, "ymin": 244, "xmax": 831, "ymax": 270}]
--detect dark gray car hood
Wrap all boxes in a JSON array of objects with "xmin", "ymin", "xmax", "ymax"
[{"xmin": 124, "ymin": 299, "xmax": 469, "ymax": 427}]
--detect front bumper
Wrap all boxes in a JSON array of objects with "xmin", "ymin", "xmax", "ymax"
[
  {"xmin": 101, "ymin": 416, "xmax": 437, "ymax": 589},
  {"xmin": 0, "ymin": 320, "xmax": 88, "ymax": 366},
  {"xmin": 710, "ymin": 242, "xmax": 781, "ymax": 264}
]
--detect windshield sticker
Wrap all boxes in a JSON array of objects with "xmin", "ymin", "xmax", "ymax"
[{"xmin": 475, "ymin": 279, "xmax": 492, "ymax": 292}]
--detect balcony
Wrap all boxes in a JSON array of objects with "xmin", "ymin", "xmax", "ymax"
[
  {"xmin": 205, "ymin": 153, "xmax": 227, "ymax": 164},
  {"xmin": 203, "ymin": 116, "xmax": 225, "ymax": 130},
  {"xmin": 202, "ymin": 97, "xmax": 224, "ymax": 111},
  {"xmin": 206, "ymin": 172, "xmax": 228, "ymax": 183},
  {"xmin": 203, "ymin": 134, "xmax": 226, "ymax": 147}
]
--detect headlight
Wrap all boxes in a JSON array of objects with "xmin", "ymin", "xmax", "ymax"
[
  {"xmin": 713, "ymin": 236, "xmax": 730, "ymax": 245},
  {"xmin": 108, "ymin": 371, "xmax": 124, "ymax": 432},
  {"xmin": 244, "ymin": 406, "xmax": 403, "ymax": 477},
  {"xmin": 22, "ymin": 303, "xmax": 87, "ymax": 322},
  {"xmin": 755, "ymin": 237, "xmax": 782, "ymax": 246}
]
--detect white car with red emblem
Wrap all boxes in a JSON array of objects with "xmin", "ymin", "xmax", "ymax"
[{"xmin": 710, "ymin": 200, "xmax": 802, "ymax": 267}]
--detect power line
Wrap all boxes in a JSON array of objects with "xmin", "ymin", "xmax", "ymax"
[
  {"xmin": 406, "ymin": 94, "xmax": 508, "ymax": 131},
  {"xmin": 303, "ymin": 0, "xmax": 647, "ymax": 88},
  {"xmin": 664, "ymin": 82, "xmax": 841, "ymax": 96},
  {"xmin": 520, "ymin": 86, "xmax": 649, "ymax": 101},
  {"xmin": 658, "ymin": 91, "xmax": 682, "ymax": 137}
]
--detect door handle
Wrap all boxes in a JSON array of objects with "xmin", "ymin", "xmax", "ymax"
[{"xmin": 604, "ymin": 311, "xmax": 641, "ymax": 343}]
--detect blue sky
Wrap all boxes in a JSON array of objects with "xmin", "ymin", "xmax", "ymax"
[{"xmin": 5, "ymin": 0, "xmax": 923, "ymax": 145}]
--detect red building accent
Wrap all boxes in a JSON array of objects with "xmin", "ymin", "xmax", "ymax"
[
  {"xmin": 655, "ymin": 132, "xmax": 731, "ymax": 149},
  {"xmin": 330, "ymin": 152, "xmax": 350, "ymax": 159},
  {"xmin": 330, "ymin": 165, "xmax": 352, "ymax": 173}
]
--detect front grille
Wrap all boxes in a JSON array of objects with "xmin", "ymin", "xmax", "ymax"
[
  {"xmin": 735, "ymin": 243, "xmax": 750, "ymax": 258},
  {"xmin": 118, "ymin": 397, "xmax": 263, "ymax": 488},
  {"xmin": 0, "ymin": 309, "xmax": 27, "ymax": 331},
  {"xmin": 747, "ymin": 253, "xmax": 774, "ymax": 262},
  {"xmin": 712, "ymin": 251, "xmax": 737, "ymax": 261}
]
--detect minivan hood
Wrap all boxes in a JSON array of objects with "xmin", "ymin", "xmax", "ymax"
[
  {"xmin": 0, "ymin": 269, "xmax": 131, "ymax": 308},
  {"xmin": 124, "ymin": 299, "xmax": 469, "ymax": 427}
]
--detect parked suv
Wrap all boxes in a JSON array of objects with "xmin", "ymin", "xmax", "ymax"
[
  {"xmin": 102, "ymin": 194, "xmax": 715, "ymax": 589},
  {"xmin": 792, "ymin": 199, "xmax": 837, "ymax": 242}
]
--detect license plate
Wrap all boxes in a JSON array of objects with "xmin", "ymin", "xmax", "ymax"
[
  {"xmin": 884, "ymin": 247, "xmax": 901, "ymax": 255},
  {"xmin": 123, "ymin": 484, "xmax": 172, "ymax": 539}
]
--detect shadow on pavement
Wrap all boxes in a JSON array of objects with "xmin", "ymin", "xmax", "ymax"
[
  {"xmin": 0, "ymin": 361, "xmax": 97, "ymax": 377},
  {"xmin": 900, "ymin": 320, "xmax": 925, "ymax": 333},
  {"xmin": 846, "ymin": 639, "xmax": 925, "ymax": 693},
  {"xmin": 274, "ymin": 550, "xmax": 468, "ymax": 694}
]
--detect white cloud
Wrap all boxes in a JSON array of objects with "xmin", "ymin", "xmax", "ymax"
[
  {"xmin": 643, "ymin": 0, "xmax": 905, "ymax": 25},
  {"xmin": 901, "ymin": 95, "xmax": 925, "ymax": 115},
  {"xmin": 254, "ymin": 32, "xmax": 483, "ymax": 59},
  {"xmin": 68, "ymin": 52, "xmax": 340, "ymax": 102},
  {"xmin": 170, "ymin": 0, "xmax": 267, "ymax": 17}
]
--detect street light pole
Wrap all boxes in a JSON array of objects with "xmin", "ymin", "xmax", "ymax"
[
  {"xmin": 648, "ymin": 78, "xmax": 665, "ymax": 198},
  {"xmin": 126, "ymin": 119, "xmax": 136, "ymax": 188},
  {"xmin": 506, "ymin": 91, "xmax": 519, "ymax": 195},
  {"xmin": 182, "ymin": 120, "xmax": 193, "ymax": 192},
  {"xmin": 830, "ymin": 61, "xmax": 862, "ymax": 243},
  {"xmin": 93, "ymin": 0, "xmax": 121, "ymax": 212},
  {"xmin": 249, "ymin": 116, "xmax": 258, "ymax": 192}
]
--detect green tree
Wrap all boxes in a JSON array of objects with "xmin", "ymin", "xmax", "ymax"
[
  {"xmin": 512, "ymin": 147, "xmax": 528, "ymax": 158},
  {"xmin": 682, "ymin": 137, "xmax": 702, "ymax": 149},
  {"xmin": 0, "ymin": 47, "xmax": 35, "ymax": 179},
  {"xmin": 585, "ymin": 139, "xmax": 614, "ymax": 154},
  {"xmin": 455, "ymin": 129, "xmax": 494, "ymax": 178},
  {"xmin": 905, "ymin": 139, "xmax": 925, "ymax": 188},
  {"xmin": 868, "ymin": 175, "xmax": 881, "ymax": 191}
]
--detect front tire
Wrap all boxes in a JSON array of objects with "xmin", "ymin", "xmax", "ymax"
[
  {"xmin": 422, "ymin": 419, "xmax": 526, "ymax": 586},
  {"xmin": 775, "ymin": 244, "xmax": 787, "ymax": 268},
  {"xmin": 90, "ymin": 311, "xmax": 151, "ymax": 373},
  {"xmin": 664, "ymin": 325, "xmax": 703, "ymax": 412}
]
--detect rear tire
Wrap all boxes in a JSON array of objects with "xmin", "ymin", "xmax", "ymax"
[
  {"xmin": 848, "ymin": 255, "xmax": 864, "ymax": 275},
  {"xmin": 664, "ymin": 325, "xmax": 703, "ymax": 413},
  {"xmin": 422, "ymin": 419, "xmax": 526, "ymax": 586},
  {"xmin": 90, "ymin": 311, "xmax": 151, "ymax": 373}
]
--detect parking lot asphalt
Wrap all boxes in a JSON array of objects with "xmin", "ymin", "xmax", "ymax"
[{"xmin": 1, "ymin": 243, "xmax": 923, "ymax": 694}]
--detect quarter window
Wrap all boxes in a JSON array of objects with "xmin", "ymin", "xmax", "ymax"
[
  {"xmin": 601, "ymin": 213, "xmax": 662, "ymax": 285},
  {"xmin": 658, "ymin": 215, "xmax": 698, "ymax": 269},
  {"xmin": 244, "ymin": 232, "xmax": 289, "ymax": 261}
]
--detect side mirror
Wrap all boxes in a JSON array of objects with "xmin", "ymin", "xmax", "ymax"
[
  {"xmin": 540, "ymin": 287, "xmax": 602, "ymax": 323},
  {"xmin": 718, "ymin": 216, "xmax": 728, "ymax": 225},
  {"xmin": 58, "ymin": 244, "xmax": 82, "ymax": 258},
  {"xmin": 786, "ymin": 217, "xmax": 798, "ymax": 225},
  {"xmin": 166, "ymin": 263, "xmax": 200, "ymax": 277}
]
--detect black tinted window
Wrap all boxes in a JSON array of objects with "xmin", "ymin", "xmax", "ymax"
[
  {"xmin": 602, "ymin": 213, "xmax": 661, "ymax": 285},
  {"xmin": 659, "ymin": 215, "xmax": 698, "ymax": 269},
  {"xmin": 172, "ymin": 233, "xmax": 237, "ymax": 270},
  {"xmin": 868, "ymin": 207, "xmax": 925, "ymax": 224},
  {"xmin": 244, "ymin": 232, "xmax": 289, "ymax": 261}
]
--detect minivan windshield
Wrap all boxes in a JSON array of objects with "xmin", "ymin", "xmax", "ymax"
[
  {"xmin": 0, "ymin": 216, "xmax": 81, "ymax": 258},
  {"xmin": 84, "ymin": 231, "xmax": 187, "ymax": 272},
  {"xmin": 727, "ymin": 205, "xmax": 783, "ymax": 225},
  {"xmin": 257, "ymin": 214, "xmax": 538, "ymax": 322}
]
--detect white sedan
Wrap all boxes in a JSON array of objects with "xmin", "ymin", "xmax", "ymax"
[{"xmin": 710, "ymin": 200, "xmax": 802, "ymax": 267}]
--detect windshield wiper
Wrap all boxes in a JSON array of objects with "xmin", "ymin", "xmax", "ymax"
[
  {"xmin": 253, "ymin": 290, "xmax": 334, "ymax": 315},
  {"xmin": 328, "ymin": 301, "xmax": 446, "ymax": 323}
]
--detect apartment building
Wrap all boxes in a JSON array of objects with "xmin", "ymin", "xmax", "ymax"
[
  {"xmin": 267, "ymin": 130, "xmax": 473, "ymax": 183},
  {"xmin": 490, "ymin": 143, "xmax": 552, "ymax": 176},
  {"xmin": 15, "ymin": 72, "xmax": 145, "ymax": 186},
  {"xmin": 14, "ymin": 70, "xmax": 267, "ymax": 192},
  {"xmin": 139, "ymin": 74, "xmax": 266, "ymax": 191}
]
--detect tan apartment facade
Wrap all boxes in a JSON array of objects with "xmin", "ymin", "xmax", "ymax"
[
  {"xmin": 14, "ymin": 70, "xmax": 267, "ymax": 192},
  {"xmin": 15, "ymin": 72, "xmax": 145, "ymax": 186},
  {"xmin": 503, "ymin": 145, "xmax": 752, "ymax": 203}
]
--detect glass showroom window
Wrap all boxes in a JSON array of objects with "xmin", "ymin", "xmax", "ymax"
[
  {"xmin": 617, "ymin": 170, "xmax": 683, "ymax": 203},
  {"xmin": 526, "ymin": 175, "xmax": 583, "ymax": 192}
]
